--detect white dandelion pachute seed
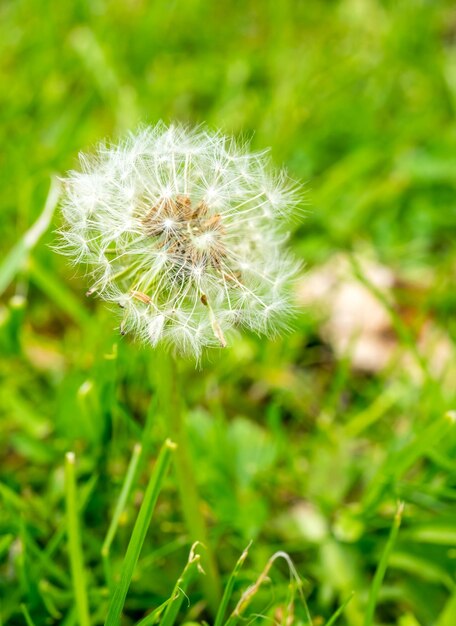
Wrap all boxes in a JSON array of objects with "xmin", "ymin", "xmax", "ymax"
[
  {"xmin": 148, "ymin": 314, "xmax": 166, "ymax": 346},
  {"xmin": 57, "ymin": 123, "xmax": 302, "ymax": 359}
]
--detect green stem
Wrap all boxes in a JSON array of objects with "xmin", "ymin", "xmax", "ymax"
[
  {"xmin": 64, "ymin": 452, "xmax": 91, "ymax": 626},
  {"xmin": 20, "ymin": 604, "xmax": 38, "ymax": 626},
  {"xmin": 214, "ymin": 541, "xmax": 251, "ymax": 626},
  {"xmin": 157, "ymin": 351, "xmax": 221, "ymax": 614},
  {"xmin": 364, "ymin": 502, "xmax": 404, "ymax": 626},
  {"xmin": 104, "ymin": 439, "xmax": 175, "ymax": 626},
  {"xmin": 102, "ymin": 443, "xmax": 143, "ymax": 592}
]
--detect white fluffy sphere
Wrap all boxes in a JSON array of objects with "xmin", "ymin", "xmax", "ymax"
[{"xmin": 58, "ymin": 123, "xmax": 301, "ymax": 359}]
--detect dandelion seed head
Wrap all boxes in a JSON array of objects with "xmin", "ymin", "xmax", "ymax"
[{"xmin": 57, "ymin": 123, "xmax": 302, "ymax": 359}]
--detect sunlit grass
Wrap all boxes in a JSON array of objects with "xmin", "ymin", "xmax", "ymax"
[{"xmin": 1, "ymin": 1, "xmax": 456, "ymax": 625}]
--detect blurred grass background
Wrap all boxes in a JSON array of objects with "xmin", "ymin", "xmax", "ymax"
[{"xmin": 1, "ymin": 0, "xmax": 456, "ymax": 625}]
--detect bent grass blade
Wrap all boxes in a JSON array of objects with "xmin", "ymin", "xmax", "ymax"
[
  {"xmin": 224, "ymin": 551, "xmax": 309, "ymax": 626},
  {"xmin": 158, "ymin": 542, "xmax": 204, "ymax": 626},
  {"xmin": 0, "ymin": 177, "xmax": 60, "ymax": 297}
]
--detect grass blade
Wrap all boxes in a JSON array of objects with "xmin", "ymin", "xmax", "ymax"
[
  {"xmin": 437, "ymin": 590, "xmax": 456, "ymax": 626},
  {"xmin": 104, "ymin": 439, "xmax": 176, "ymax": 626},
  {"xmin": 65, "ymin": 451, "xmax": 91, "ymax": 626},
  {"xmin": 348, "ymin": 254, "xmax": 430, "ymax": 379},
  {"xmin": 133, "ymin": 598, "xmax": 174, "ymax": 626},
  {"xmin": 325, "ymin": 592, "xmax": 355, "ymax": 626},
  {"xmin": 102, "ymin": 443, "xmax": 143, "ymax": 590},
  {"xmin": 364, "ymin": 503, "xmax": 404, "ymax": 626},
  {"xmin": 214, "ymin": 541, "xmax": 251, "ymax": 626},
  {"xmin": 159, "ymin": 542, "xmax": 204, "ymax": 626},
  {"xmin": 27, "ymin": 257, "xmax": 91, "ymax": 326},
  {"xmin": 344, "ymin": 386, "xmax": 399, "ymax": 438},
  {"xmin": 20, "ymin": 604, "xmax": 37, "ymax": 626},
  {"xmin": 225, "ymin": 551, "xmax": 307, "ymax": 626},
  {"xmin": 0, "ymin": 177, "xmax": 60, "ymax": 296},
  {"xmin": 363, "ymin": 411, "xmax": 456, "ymax": 513}
]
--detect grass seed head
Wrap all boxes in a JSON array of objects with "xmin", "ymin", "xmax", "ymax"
[{"xmin": 57, "ymin": 123, "xmax": 302, "ymax": 359}]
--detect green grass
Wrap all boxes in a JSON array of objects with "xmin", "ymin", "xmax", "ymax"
[{"xmin": 1, "ymin": 0, "xmax": 456, "ymax": 624}]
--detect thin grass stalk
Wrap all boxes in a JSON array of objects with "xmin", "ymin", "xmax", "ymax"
[
  {"xmin": 325, "ymin": 592, "xmax": 355, "ymax": 626},
  {"xmin": 363, "ymin": 503, "xmax": 404, "ymax": 626},
  {"xmin": 214, "ymin": 541, "xmax": 251, "ymax": 626},
  {"xmin": 225, "ymin": 551, "xmax": 307, "ymax": 626},
  {"xmin": 437, "ymin": 590, "xmax": 456, "ymax": 626},
  {"xmin": 134, "ymin": 597, "xmax": 174, "ymax": 626},
  {"xmin": 44, "ymin": 474, "xmax": 98, "ymax": 563},
  {"xmin": 104, "ymin": 439, "xmax": 175, "ymax": 626},
  {"xmin": 64, "ymin": 452, "xmax": 91, "ymax": 626},
  {"xmin": 159, "ymin": 542, "xmax": 203, "ymax": 626},
  {"xmin": 0, "ymin": 176, "xmax": 60, "ymax": 297},
  {"xmin": 102, "ymin": 443, "xmax": 143, "ymax": 591},
  {"xmin": 20, "ymin": 604, "xmax": 37, "ymax": 626},
  {"xmin": 363, "ymin": 412, "xmax": 455, "ymax": 513}
]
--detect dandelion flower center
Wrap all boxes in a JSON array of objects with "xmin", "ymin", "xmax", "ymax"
[{"xmin": 141, "ymin": 195, "xmax": 226, "ymax": 273}]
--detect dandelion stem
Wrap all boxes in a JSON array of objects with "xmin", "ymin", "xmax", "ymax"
[{"xmin": 157, "ymin": 351, "xmax": 221, "ymax": 614}]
